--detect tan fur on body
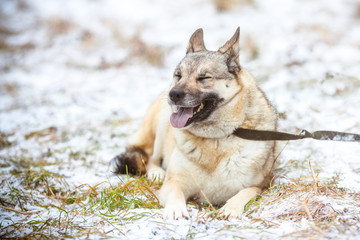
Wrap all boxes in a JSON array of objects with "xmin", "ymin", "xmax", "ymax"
[{"xmin": 112, "ymin": 27, "xmax": 278, "ymax": 219}]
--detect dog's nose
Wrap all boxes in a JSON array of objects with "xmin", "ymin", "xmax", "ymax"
[{"xmin": 169, "ymin": 88, "xmax": 185, "ymax": 103}]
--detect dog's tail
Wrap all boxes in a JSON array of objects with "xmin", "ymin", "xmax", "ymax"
[{"xmin": 110, "ymin": 146, "xmax": 148, "ymax": 175}]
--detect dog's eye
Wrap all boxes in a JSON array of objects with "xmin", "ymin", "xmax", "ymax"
[
  {"xmin": 197, "ymin": 76, "xmax": 212, "ymax": 82},
  {"xmin": 174, "ymin": 71, "xmax": 182, "ymax": 80}
]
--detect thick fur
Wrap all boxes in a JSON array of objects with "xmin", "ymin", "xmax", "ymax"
[{"xmin": 111, "ymin": 27, "xmax": 278, "ymax": 219}]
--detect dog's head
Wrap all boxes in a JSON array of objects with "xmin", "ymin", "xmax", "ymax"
[{"xmin": 169, "ymin": 27, "xmax": 242, "ymax": 129}]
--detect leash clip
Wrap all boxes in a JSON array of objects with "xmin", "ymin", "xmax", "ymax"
[{"xmin": 299, "ymin": 129, "xmax": 313, "ymax": 139}]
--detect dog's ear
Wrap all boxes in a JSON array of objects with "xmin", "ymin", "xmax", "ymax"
[
  {"xmin": 218, "ymin": 27, "xmax": 240, "ymax": 72},
  {"xmin": 186, "ymin": 28, "xmax": 206, "ymax": 54}
]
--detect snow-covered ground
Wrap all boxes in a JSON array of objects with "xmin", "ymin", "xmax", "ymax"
[{"xmin": 1, "ymin": 0, "xmax": 360, "ymax": 239}]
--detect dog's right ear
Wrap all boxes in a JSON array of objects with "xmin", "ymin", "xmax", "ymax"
[
  {"xmin": 218, "ymin": 27, "xmax": 240, "ymax": 73},
  {"xmin": 186, "ymin": 28, "xmax": 206, "ymax": 54}
]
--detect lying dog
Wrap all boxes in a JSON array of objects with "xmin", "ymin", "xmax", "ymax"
[{"xmin": 112, "ymin": 27, "xmax": 278, "ymax": 219}]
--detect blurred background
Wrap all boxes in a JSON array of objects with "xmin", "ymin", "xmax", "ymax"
[{"xmin": 1, "ymin": 0, "xmax": 359, "ymax": 132}]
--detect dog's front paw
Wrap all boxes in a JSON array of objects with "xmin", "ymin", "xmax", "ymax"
[
  {"xmin": 147, "ymin": 166, "xmax": 165, "ymax": 183},
  {"xmin": 163, "ymin": 202, "xmax": 190, "ymax": 220},
  {"xmin": 219, "ymin": 203, "xmax": 244, "ymax": 220}
]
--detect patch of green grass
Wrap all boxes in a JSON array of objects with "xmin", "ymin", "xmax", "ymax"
[
  {"xmin": 244, "ymin": 196, "xmax": 262, "ymax": 216},
  {"xmin": 84, "ymin": 177, "xmax": 161, "ymax": 217},
  {"xmin": 0, "ymin": 175, "xmax": 162, "ymax": 238}
]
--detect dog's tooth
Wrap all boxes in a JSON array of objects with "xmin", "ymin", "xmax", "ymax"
[
  {"xmin": 172, "ymin": 106, "xmax": 180, "ymax": 113},
  {"xmin": 195, "ymin": 103, "xmax": 204, "ymax": 114},
  {"xmin": 199, "ymin": 103, "xmax": 204, "ymax": 111}
]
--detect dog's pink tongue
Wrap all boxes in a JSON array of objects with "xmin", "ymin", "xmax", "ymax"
[{"xmin": 170, "ymin": 107, "xmax": 194, "ymax": 128}]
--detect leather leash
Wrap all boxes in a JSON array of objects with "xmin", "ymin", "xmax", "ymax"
[{"xmin": 233, "ymin": 128, "xmax": 360, "ymax": 142}]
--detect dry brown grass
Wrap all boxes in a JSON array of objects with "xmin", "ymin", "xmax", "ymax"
[
  {"xmin": 213, "ymin": 0, "xmax": 255, "ymax": 12},
  {"xmin": 128, "ymin": 34, "xmax": 165, "ymax": 67},
  {"xmin": 46, "ymin": 17, "xmax": 75, "ymax": 38},
  {"xmin": 0, "ymin": 82, "xmax": 20, "ymax": 97},
  {"xmin": 355, "ymin": 2, "xmax": 360, "ymax": 19},
  {"xmin": 247, "ymin": 172, "xmax": 360, "ymax": 238},
  {"xmin": 242, "ymin": 34, "xmax": 259, "ymax": 60},
  {"xmin": 25, "ymin": 126, "xmax": 59, "ymax": 141},
  {"xmin": 213, "ymin": 0, "xmax": 236, "ymax": 12}
]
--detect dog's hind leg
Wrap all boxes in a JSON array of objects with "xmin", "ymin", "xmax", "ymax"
[
  {"xmin": 146, "ymin": 119, "xmax": 169, "ymax": 182},
  {"xmin": 110, "ymin": 92, "xmax": 168, "ymax": 176}
]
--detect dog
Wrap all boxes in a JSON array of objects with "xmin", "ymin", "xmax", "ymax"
[{"xmin": 111, "ymin": 27, "xmax": 278, "ymax": 219}]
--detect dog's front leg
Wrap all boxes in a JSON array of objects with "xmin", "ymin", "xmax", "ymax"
[
  {"xmin": 158, "ymin": 146, "xmax": 195, "ymax": 220},
  {"xmin": 159, "ymin": 179, "xmax": 189, "ymax": 220},
  {"xmin": 147, "ymin": 161, "xmax": 165, "ymax": 183},
  {"xmin": 220, "ymin": 187, "xmax": 260, "ymax": 219}
]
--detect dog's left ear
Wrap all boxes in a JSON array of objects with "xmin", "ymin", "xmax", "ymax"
[
  {"xmin": 187, "ymin": 28, "xmax": 207, "ymax": 54},
  {"xmin": 218, "ymin": 27, "xmax": 240, "ymax": 72}
]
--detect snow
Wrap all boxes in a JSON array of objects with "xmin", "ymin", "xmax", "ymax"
[{"xmin": 1, "ymin": 0, "xmax": 360, "ymax": 239}]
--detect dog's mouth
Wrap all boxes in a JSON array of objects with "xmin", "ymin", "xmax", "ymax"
[{"xmin": 170, "ymin": 98, "xmax": 217, "ymax": 128}]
